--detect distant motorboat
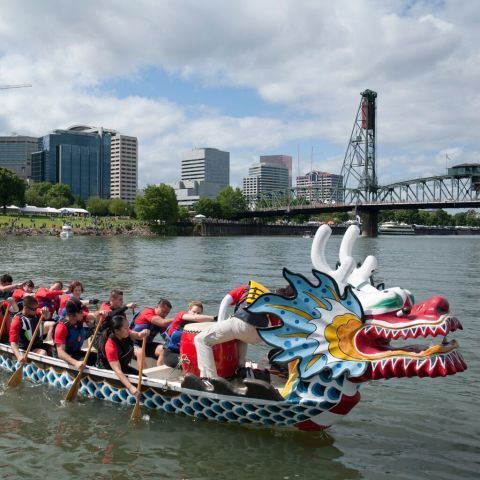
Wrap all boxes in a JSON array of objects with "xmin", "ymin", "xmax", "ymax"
[
  {"xmin": 59, "ymin": 224, "xmax": 74, "ymax": 239},
  {"xmin": 302, "ymin": 231, "xmax": 313, "ymax": 238},
  {"xmin": 378, "ymin": 221, "xmax": 415, "ymax": 235}
]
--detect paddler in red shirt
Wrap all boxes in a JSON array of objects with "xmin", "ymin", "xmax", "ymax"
[
  {"xmin": 35, "ymin": 280, "xmax": 65, "ymax": 316},
  {"xmin": 132, "ymin": 299, "xmax": 173, "ymax": 365},
  {"xmin": 12, "ymin": 280, "xmax": 35, "ymax": 305},
  {"xmin": 94, "ymin": 289, "xmax": 136, "ymax": 349},
  {"xmin": 35, "ymin": 281, "xmax": 66, "ymax": 341},
  {"xmin": 58, "ymin": 280, "xmax": 98, "ymax": 324},
  {"xmin": 96, "ymin": 315, "xmax": 149, "ymax": 399},
  {"xmin": 10, "ymin": 296, "xmax": 52, "ymax": 362},
  {"xmin": 0, "ymin": 297, "xmax": 20, "ymax": 343}
]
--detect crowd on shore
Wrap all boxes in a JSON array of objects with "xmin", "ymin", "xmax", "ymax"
[{"xmin": 0, "ymin": 217, "xmax": 153, "ymax": 237}]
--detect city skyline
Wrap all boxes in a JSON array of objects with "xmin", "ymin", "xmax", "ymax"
[{"xmin": 0, "ymin": 1, "xmax": 478, "ymax": 190}]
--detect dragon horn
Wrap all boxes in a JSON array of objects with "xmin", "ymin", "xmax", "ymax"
[
  {"xmin": 311, "ymin": 225, "xmax": 355, "ymax": 292},
  {"xmin": 339, "ymin": 225, "xmax": 378, "ymax": 289}
]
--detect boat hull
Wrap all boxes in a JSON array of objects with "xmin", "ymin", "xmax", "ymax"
[
  {"xmin": 0, "ymin": 345, "xmax": 346, "ymax": 431},
  {"xmin": 378, "ymin": 222, "xmax": 415, "ymax": 235}
]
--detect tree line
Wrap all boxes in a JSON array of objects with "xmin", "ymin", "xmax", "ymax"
[{"xmin": 379, "ymin": 208, "xmax": 480, "ymax": 227}]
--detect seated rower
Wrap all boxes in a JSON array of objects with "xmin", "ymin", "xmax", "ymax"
[
  {"xmin": 0, "ymin": 274, "xmax": 25, "ymax": 301},
  {"xmin": 132, "ymin": 299, "xmax": 173, "ymax": 366},
  {"xmin": 194, "ymin": 281, "xmax": 280, "ymax": 379},
  {"xmin": 35, "ymin": 280, "xmax": 65, "ymax": 316},
  {"xmin": 95, "ymin": 289, "xmax": 136, "ymax": 349},
  {"xmin": 53, "ymin": 298, "xmax": 89, "ymax": 370},
  {"xmin": 58, "ymin": 280, "xmax": 98, "ymax": 324},
  {"xmin": 95, "ymin": 315, "xmax": 149, "ymax": 399},
  {"xmin": 35, "ymin": 281, "xmax": 66, "ymax": 340},
  {"xmin": 12, "ymin": 280, "xmax": 35, "ymax": 309},
  {"xmin": 164, "ymin": 301, "xmax": 216, "ymax": 369},
  {"xmin": 9, "ymin": 296, "xmax": 52, "ymax": 362},
  {"xmin": 0, "ymin": 297, "xmax": 19, "ymax": 343}
]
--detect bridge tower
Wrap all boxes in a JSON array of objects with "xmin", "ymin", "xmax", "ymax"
[{"xmin": 339, "ymin": 89, "xmax": 378, "ymax": 235}]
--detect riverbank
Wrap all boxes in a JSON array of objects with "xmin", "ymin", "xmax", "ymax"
[
  {"xmin": 0, "ymin": 214, "xmax": 154, "ymax": 236},
  {"xmin": 2, "ymin": 214, "xmax": 480, "ymax": 237}
]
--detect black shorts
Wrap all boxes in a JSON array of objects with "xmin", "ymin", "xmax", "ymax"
[
  {"xmin": 163, "ymin": 348, "xmax": 180, "ymax": 368},
  {"xmin": 145, "ymin": 341, "xmax": 162, "ymax": 358},
  {"xmin": 124, "ymin": 365, "xmax": 138, "ymax": 376}
]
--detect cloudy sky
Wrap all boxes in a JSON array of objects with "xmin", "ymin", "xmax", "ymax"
[{"xmin": 0, "ymin": 0, "xmax": 478, "ymax": 188}]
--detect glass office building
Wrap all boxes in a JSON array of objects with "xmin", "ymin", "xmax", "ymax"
[
  {"xmin": 32, "ymin": 126, "xmax": 111, "ymax": 200},
  {"xmin": 0, "ymin": 136, "xmax": 40, "ymax": 180}
]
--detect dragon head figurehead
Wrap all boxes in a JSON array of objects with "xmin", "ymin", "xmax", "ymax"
[{"xmin": 247, "ymin": 225, "xmax": 466, "ymax": 429}]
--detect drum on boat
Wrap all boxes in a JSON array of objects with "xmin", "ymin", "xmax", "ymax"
[{"xmin": 180, "ymin": 322, "xmax": 238, "ymax": 378}]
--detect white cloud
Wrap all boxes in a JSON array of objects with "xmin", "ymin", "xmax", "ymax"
[{"xmin": 0, "ymin": 0, "xmax": 479, "ymax": 188}]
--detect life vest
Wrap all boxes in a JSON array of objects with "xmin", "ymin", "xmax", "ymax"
[
  {"xmin": 52, "ymin": 319, "xmax": 86, "ymax": 358},
  {"xmin": 14, "ymin": 312, "xmax": 44, "ymax": 350},
  {"xmin": 0, "ymin": 291, "xmax": 10, "ymax": 301},
  {"xmin": 96, "ymin": 332, "xmax": 134, "ymax": 371},
  {"xmin": 165, "ymin": 311, "xmax": 188, "ymax": 353},
  {"xmin": 234, "ymin": 280, "xmax": 271, "ymax": 327}
]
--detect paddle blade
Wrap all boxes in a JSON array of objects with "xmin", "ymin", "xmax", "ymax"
[
  {"xmin": 130, "ymin": 400, "xmax": 141, "ymax": 422},
  {"xmin": 7, "ymin": 364, "xmax": 24, "ymax": 388},
  {"xmin": 65, "ymin": 375, "xmax": 82, "ymax": 402}
]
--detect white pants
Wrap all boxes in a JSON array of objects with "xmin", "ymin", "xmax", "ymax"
[{"xmin": 194, "ymin": 316, "xmax": 262, "ymax": 378}]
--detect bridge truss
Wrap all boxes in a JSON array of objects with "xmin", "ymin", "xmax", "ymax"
[{"xmin": 244, "ymin": 174, "xmax": 480, "ymax": 214}]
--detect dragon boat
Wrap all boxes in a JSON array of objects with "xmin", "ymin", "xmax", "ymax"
[{"xmin": 0, "ymin": 225, "xmax": 467, "ymax": 431}]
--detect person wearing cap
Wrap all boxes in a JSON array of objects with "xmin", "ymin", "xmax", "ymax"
[
  {"xmin": 131, "ymin": 299, "xmax": 173, "ymax": 365},
  {"xmin": 53, "ymin": 297, "xmax": 88, "ymax": 370},
  {"xmin": 9, "ymin": 295, "xmax": 52, "ymax": 362}
]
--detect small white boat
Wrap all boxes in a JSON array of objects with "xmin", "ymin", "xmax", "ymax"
[
  {"xmin": 59, "ymin": 224, "xmax": 74, "ymax": 239},
  {"xmin": 378, "ymin": 221, "xmax": 415, "ymax": 235},
  {"xmin": 302, "ymin": 231, "xmax": 313, "ymax": 239}
]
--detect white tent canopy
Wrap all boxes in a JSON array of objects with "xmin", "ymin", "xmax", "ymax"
[
  {"xmin": 59, "ymin": 207, "xmax": 89, "ymax": 214},
  {"xmin": 5, "ymin": 205, "xmax": 90, "ymax": 215},
  {"xmin": 20, "ymin": 205, "xmax": 59, "ymax": 214}
]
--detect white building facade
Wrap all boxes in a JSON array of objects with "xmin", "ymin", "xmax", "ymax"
[
  {"xmin": 173, "ymin": 148, "xmax": 230, "ymax": 206},
  {"xmin": 296, "ymin": 170, "xmax": 344, "ymax": 203},
  {"xmin": 110, "ymin": 133, "xmax": 138, "ymax": 203},
  {"xmin": 242, "ymin": 162, "xmax": 289, "ymax": 200}
]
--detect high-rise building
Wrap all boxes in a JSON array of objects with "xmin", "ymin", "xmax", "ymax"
[
  {"xmin": 32, "ymin": 125, "xmax": 112, "ymax": 200},
  {"xmin": 172, "ymin": 147, "xmax": 230, "ymax": 205},
  {"xmin": 110, "ymin": 134, "xmax": 138, "ymax": 203},
  {"xmin": 259, "ymin": 155, "xmax": 292, "ymax": 187},
  {"xmin": 0, "ymin": 135, "xmax": 40, "ymax": 180},
  {"xmin": 242, "ymin": 161, "xmax": 289, "ymax": 198},
  {"xmin": 296, "ymin": 170, "xmax": 344, "ymax": 203}
]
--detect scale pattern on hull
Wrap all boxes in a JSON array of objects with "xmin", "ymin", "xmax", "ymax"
[{"xmin": 0, "ymin": 353, "xmax": 352, "ymax": 430}]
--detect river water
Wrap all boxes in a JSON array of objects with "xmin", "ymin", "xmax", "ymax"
[{"xmin": 0, "ymin": 234, "xmax": 478, "ymax": 479}]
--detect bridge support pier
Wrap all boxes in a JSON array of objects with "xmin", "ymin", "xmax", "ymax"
[{"xmin": 357, "ymin": 209, "xmax": 378, "ymax": 237}]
